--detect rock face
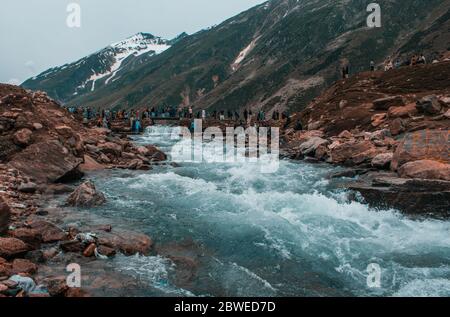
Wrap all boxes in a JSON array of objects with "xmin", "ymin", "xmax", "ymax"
[
  {"xmin": 392, "ymin": 130, "xmax": 449, "ymax": 170},
  {"xmin": 9, "ymin": 140, "xmax": 83, "ymax": 183},
  {"xmin": 398, "ymin": 160, "xmax": 450, "ymax": 181},
  {"xmin": 0, "ymin": 198, "xmax": 11, "ymax": 235},
  {"xmin": 97, "ymin": 229, "xmax": 153, "ymax": 256},
  {"xmin": 330, "ymin": 141, "xmax": 378, "ymax": 165},
  {"xmin": 66, "ymin": 181, "xmax": 106, "ymax": 207},
  {"xmin": 371, "ymin": 153, "xmax": 393, "ymax": 169}
]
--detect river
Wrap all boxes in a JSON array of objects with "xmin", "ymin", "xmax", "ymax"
[{"xmin": 66, "ymin": 125, "xmax": 450, "ymax": 297}]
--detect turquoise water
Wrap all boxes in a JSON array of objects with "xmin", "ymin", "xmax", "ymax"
[{"xmin": 85, "ymin": 126, "xmax": 450, "ymax": 297}]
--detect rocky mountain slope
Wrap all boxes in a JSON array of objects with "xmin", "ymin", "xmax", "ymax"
[
  {"xmin": 283, "ymin": 61, "xmax": 450, "ymax": 216},
  {"xmin": 22, "ymin": 33, "xmax": 173, "ymax": 105},
  {"xmin": 0, "ymin": 83, "xmax": 169, "ymax": 297},
  {"xmin": 22, "ymin": 0, "xmax": 450, "ymax": 114}
]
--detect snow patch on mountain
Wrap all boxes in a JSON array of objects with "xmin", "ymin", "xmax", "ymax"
[
  {"xmin": 88, "ymin": 33, "xmax": 170, "ymax": 91},
  {"xmin": 231, "ymin": 37, "xmax": 259, "ymax": 72}
]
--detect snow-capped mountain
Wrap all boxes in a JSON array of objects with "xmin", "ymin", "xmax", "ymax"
[{"xmin": 23, "ymin": 33, "xmax": 172, "ymax": 102}]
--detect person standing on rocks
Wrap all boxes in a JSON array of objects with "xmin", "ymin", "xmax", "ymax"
[{"xmin": 370, "ymin": 61, "xmax": 375, "ymax": 71}]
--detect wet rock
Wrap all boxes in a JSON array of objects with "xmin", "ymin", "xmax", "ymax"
[
  {"xmin": 11, "ymin": 259, "xmax": 38, "ymax": 275},
  {"xmin": 373, "ymin": 96, "xmax": 404, "ymax": 110},
  {"xmin": 65, "ymin": 287, "xmax": 89, "ymax": 297},
  {"xmin": 145, "ymin": 145, "xmax": 167, "ymax": 161},
  {"xmin": 83, "ymin": 243, "xmax": 96, "ymax": 257},
  {"xmin": 349, "ymin": 177, "xmax": 450, "ymax": 217},
  {"xmin": 60, "ymin": 240, "xmax": 84, "ymax": 253},
  {"xmin": 398, "ymin": 160, "xmax": 450, "ymax": 181},
  {"xmin": 13, "ymin": 128, "xmax": 33, "ymax": 146},
  {"xmin": 9, "ymin": 140, "xmax": 83, "ymax": 183},
  {"xmin": 97, "ymin": 245, "xmax": 116, "ymax": 257},
  {"xmin": 0, "ymin": 238, "xmax": 29, "ymax": 258},
  {"xmin": 97, "ymin": 229, "xmax": 152, "ymax": 256},
  {"xmin": 45, "ymin": 277, "xmax": 68, "ymax": 296},
  {"xmin": 66, "ymin": 181, "xmax": 106, "ymax": 207},
  {"xmin": 416, "ymin": 95, "xmax": 442, "ymax": 115},
  {"xmin": 0, "ymin": 198, "xmax": 11, "ymax": 234},
  {"xmin": 28, "ymin": 220, "xmax": 67, "ymax": 243},
  {"xmin": 392, "ymin": 130, "xmax": 449, "ymax": 170},
  {"xmin": 371, "ymin": 153, "xmax": 393, "ymax": 169}
]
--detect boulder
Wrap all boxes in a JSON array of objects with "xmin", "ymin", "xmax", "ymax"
[
  {"xmin": 9, "ymin": 228, "xmax": 42, "ymax": 248},
  {"xmin": 373, "ymin": 96, "xmax": 404, "ymax": 110},
  {"xmin": 97, "ymin": 229, "xmax": 152, "ymax": 256},
  {"xmin": 371, "ymin": 113, "xmax": 387, "ymax": 127},
  {"xmin": 66, "ymin": 181, "xmax": 106, "ymax": 207},
  {"xmin": 18, "ymin": 182, "xmax": 37, "ymax": 194},
  {"xmin": 0, "ymin": 238, "xmax": 29, "ymax": 258},
  {"xmin": 392, "ymin": 130, "xmax": 449, "ymax": 170},
  {"xmin": 330, "ymin": 140, "xmax": 378, "ymax": 165},
  {"xmin": 11, "ymin": 259, "xmax": 38, "ymax": 275},
  {"xmin": 372, "ymin": 153, "xmax": 393, "ymax": 169},
  {"xmin": 13, "ymin": 128, "xmax": 33, "ymax": 146},
  {"xmin": 298, "ymin": 137, "xmax": 328, "ymax": 156},
  {"xmin": 388, "ymin": 103, "xmax": 417, "ymax": 118},
  {"xmin": 444, "ymin": 109, "xmax": 450, "ymax": 119},
  {"xmin": 9, "ymin": 140, "xmax": 83, "ymax": 183},
  {"xmin": 416, "ymin": 95, "xmax": 442, "ymax": 115},
  {"xmin": 79, "ymin": 155, "xmax": 105, "ymax": 172},
  {"xmin": 398, "ymin": 160, "xmax": 450, "ymax": 181},
  {"xmin": 83, "ymin": 243, "xmax": 96, "ymax": 257},
  {"xmin": 145, "ymin": 145, "xmax": 167, "ymax": 161},
  {"xmin": 98, "ymin": 142, "xmax": 122, "ymax": 156},
  {"xmin": 32, "ymin": 123, "xmax": 43, "ymax": 130},
  {"xmin": 0, "ymin": 198, "xmax": 10, "ymax": 235},
  {"xmin": 338, "ymin": 130, "xmax": 353, "ymax": 139},
  {"xmin": 28, "ymin": 221, "xmax": 67, "ymax": 243},
  {"xmin": 389, "ymin": 118, "xmax": 406, "ymax": 136}
]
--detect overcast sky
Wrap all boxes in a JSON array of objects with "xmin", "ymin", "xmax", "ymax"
[{"xmin": 0, "ymin": 0, "xmax": 266, "ymax": 84}]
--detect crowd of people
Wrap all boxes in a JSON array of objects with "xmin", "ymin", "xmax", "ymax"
[{"xmin": 67, "ymin": 104, "xmax": 295, "ymax": 134}]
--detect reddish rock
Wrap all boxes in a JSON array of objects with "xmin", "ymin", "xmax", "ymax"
[
  {"xmin": 97, "ymin": 245, "xmax": 116, "ymax": 257},
  {"xmin": 45, "ymin": 277, "xmax": 69, "ymax": 296},
  {"xmin": 0, "ymin": 198, "xmax": 10, "ymax": 235},
  {"xmin": 145, "ymin": 145, "xmax": 167, "ymax": 161},
  {"xmin": 416, "ymin": 95, "xmax": 442, "ymax": 115},
  {"xmin": 83, "ymin": 243, "xmax": 96, "ymax": 257},
  {"xmin": 388, "ymin": 103, "xmax": 417, "ymax": 118},
  {"xmin": 9, "ymin": 228, "xmax": 42, "ymax": 248},
  {"xmin": 59, "ymin": 240, "xmax": 84, "ymax": 253},
  {"xmin": 444, "ymin": 109, "xmax": 450, "ymax": 119},
  {"xmin": 392, "ymin": 130, "xmax": 449, "ymax": 170},
  {"xmin": 9, "ymin": 140, "xmax": 83, "ymax": 183},
  {"xmin": 398, "ymin": 160, "xmax": 450, "ymax": 181},
  {"xmin": 13, "ymin": 128, "xmax": 33, "ymax": 146},
  {"xmin": 0, "ymin": 238, "xmax": 29, "ymax": 258},
  {"xmin": 338, "ymin": 130, "xmax": 353, "ymax": 139},
  {"xmin": 28, "ymin": 220, "xmax": 67, "ymax": 243},
  {"xmin": 66, "ymin": 181, "xmax": 106, "ymax": 207},
  {"xmin": 389, "ymin": 118, "xmax": 406, "ymax": 136},
  {"xmin": 330, "ymin": 140, "xmax": 378, "ymax": 165},
  {"xmin": 65, "ymin": 288, "xmax": 89, "ymax": 297},
  {"xmin": 97, "ymin": 230, "xmax": 152, "ymax": 256},
  {"xmin": 372, "ymin": 153, "xmax": 394, "ymax": 169},
  {"xmin": 371, "ymin": 113, "xmax": 387, "ymax": 127},
  {"xmin": 98, "ymin": 142, "xmax": 122, "ymax": 156},
  {"xmin": 373, "ymin": 96, "xmax": 404, "ymax": 110},
  {"xmin": 11, "ymin": 259, "xmax": 38, "ymax": 275},
  {"xmin": 298, "ymin": 137, "xmax": 328, "ymax": 156},
  {"xmin": 79, "ymin": 155, "xmax": 105, "ymax": 172}
]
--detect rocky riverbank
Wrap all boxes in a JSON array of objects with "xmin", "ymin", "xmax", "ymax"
[
  {"xmin": 283, "ymin": 62, "xmax": 450, "ymax": 217},
  {"xmin": 0, "ymin": 84, "xmax": 168, "ymax": 297}
]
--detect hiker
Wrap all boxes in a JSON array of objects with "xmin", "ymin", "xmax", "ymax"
[
  {"xmin": 234, "ymin": 111, "xmax": 240, "ymax": 120},
  {"xmin": 294, "ymin": 120, "xmax": 303, "ymax": 131},
  {"xmin": 418, "ymin": 53, "xmax": 426, "ymax": 65},
  {"xmin": 244, "ymin": 109, "xmax": 248, "ymax": 121},
  {"xmin": 202, "ymin": 109, "xmax": 206, "ymax": 119},
  {"xmin": 135, "ymin": 118, "xmax": 141, "ymax": 133},
  {"xmin": 370, "ymin": 61, "xmax": 375, "ymax": 71},
  {"xmin": 188, "ymin": 106, "xmax": 193, "ymax": 118},
  {"xmin": 219, "ymin": 110, "xmax": 225, "ymax": 121}
]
